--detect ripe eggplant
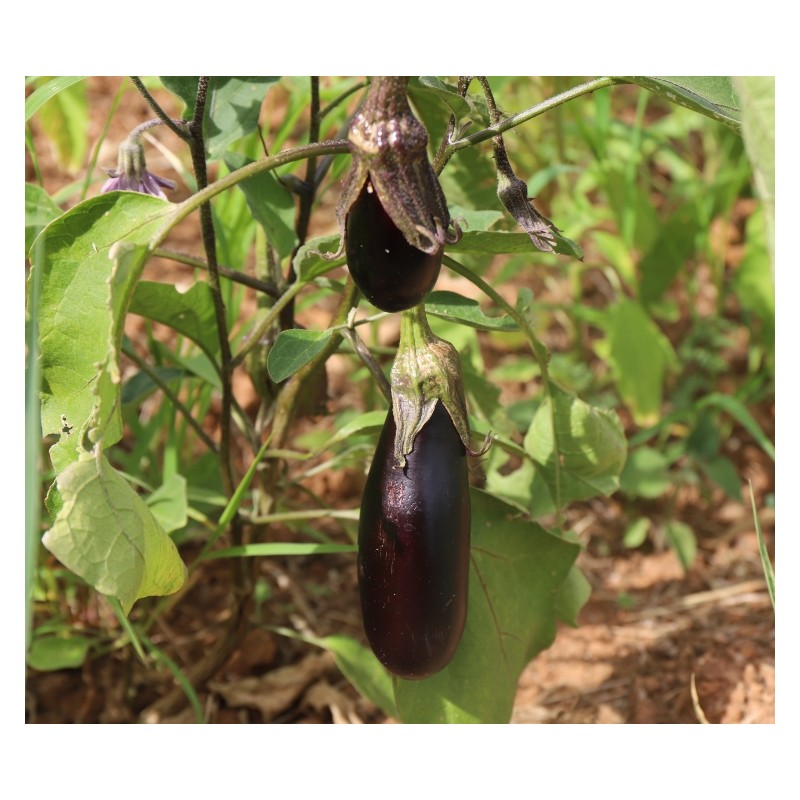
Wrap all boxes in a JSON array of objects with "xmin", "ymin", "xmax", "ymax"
[
  {"xmin": 358, "ymin": 402, "xmax": 470, "ymax": 679},
  {"xmin": 345, "ymin": 180, "xmax": 442, "ymax": 313}
]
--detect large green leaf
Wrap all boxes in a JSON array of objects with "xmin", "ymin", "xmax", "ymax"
[
  {"xmin": 448, "ymin": 229, "xmax": 583, "ymax": 259},
  {"xmin": 129, "ymin": 280, "xmax": 221, "ymax": 364},
  {"xmin": 145, "ymin": 474, "xmax": 188, "ymax": 534},
  {"xmin": 392, "ymin": 489, "xmax": 581, "ymax": 723},
  {"xmin": 42, "ymin": 454, "xmax": 187, "ymax": 614},
  {"xmin": 603, "ymin": 298, "xmax": 677, "ymax": 426},
  {"xmin": 623, "ymin": 76, "xmax": 742, "ymax": 131},
  {"xmin": 223, "ymin": 152, "xmax": 297, "ymax": 258},
  {"xmin": 425, "ymin": 290, "xmax": 518, "ymax": 331},
  {"xmin": 25, "ymin": 183, "xmax": 62, "ymax": 255},
  {"xmin": 33, "ymin": 193, "xmax": 173, "ymax": 473},
  {"xmin": 733, "ymin": 77, "xmax": 774, "ymax": 272},
  {"xmin": 638, "ymin": 202, "xmax": 701, "ymax": 305},
  {"xmin": 525, "ymin": 383, "xmax": 627, "ymax": 513},
  {"xmin": 160, "ymin": 76, "xmax": 279, "ymax": 159}
]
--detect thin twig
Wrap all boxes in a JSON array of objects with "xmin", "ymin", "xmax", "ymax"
[
  {"xmin": 282, "ymin": 78, "xmax": 322, "ymax": 331},
  {"xmin": 445, "ymin": 77, "xmax": 623, "ymax": 157},
  {"xmin": 154, "ymin": 247, "xmax": 280, "ymax": 298},
  {"xmin": 341, "ymin": 321, "xmax": 391, "ymax": 402},
  {"xmin": 129, "ymin": 77, "xmax": 191, "ymax": 142},
  {"xmin": 121, "ymin": 343, "xmax": 218, "ymax": 454}
]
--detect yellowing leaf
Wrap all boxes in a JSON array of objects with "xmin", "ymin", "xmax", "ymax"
[{"xmin": 43, "ymin": 454, "xmax": 187, "ymax": 614}]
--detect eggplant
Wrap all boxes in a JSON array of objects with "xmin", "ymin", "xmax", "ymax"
[
  {"xmin": 345, "ymin": 181, "xmax": 442, "ymax": 313},
  {"xmin": 358, "ymin": 402, "xmax": 470, "ymax": 679}
]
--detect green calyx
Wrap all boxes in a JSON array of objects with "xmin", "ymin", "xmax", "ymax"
[
  {"xmin": 116, "ymin": 135, "xmax": 148, "ymax": 182},
  {"xmin": 390, "ymin": 304, "xmax": 472, "ymax": 466}
]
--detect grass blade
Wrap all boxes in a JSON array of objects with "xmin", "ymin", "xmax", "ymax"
[{"xmin": 749, "ymin": 480, "xmax": 774, "ymax": 609}]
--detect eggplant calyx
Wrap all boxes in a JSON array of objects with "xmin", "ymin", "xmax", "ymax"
[{"xmin": 390, "ymin": 304, "xmax": 472, "ymax": 466}]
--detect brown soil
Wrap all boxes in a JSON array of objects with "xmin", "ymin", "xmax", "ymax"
[{"xmin": 25, "ymin": 77, "xmax": 775, "ymax": 724}]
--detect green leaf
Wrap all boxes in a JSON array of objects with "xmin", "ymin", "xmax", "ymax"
[
  {"xmin": 604, "ymin": 298, "xmax": 677, "ymax": 426},
  {"xmin": 412, "ymin": 76, "xmax": 472, "ymax": 119},
  {"xmin": 393, "ymin": 489, "xmax": 580, "ymax": 723},
  {"xmin": 159, "ymin": 76, "xmax": 200, "ymax": 115},
  {"xmin": 733, "ymin": 77, "xmax": 774, "ymax": 271},
  {"xmin": 664, "ymin": 520, "xmax": 697, "ymax": 571},
  {"xmin": 25, "ymin": 76, "xmax": 86, "ymax": 121},
  {"xmin": 732, "ymin": 207, "xmax": 774, "ymax": 354},
  {"xmin": 623, "ymin": 76, "xmax": 742, "ymax": 131},
  {"xmin": 639, "ymin": 203, "xmax": 700, "ymax": 305},
  {"xmin": 524, "ymin": 383, "xmax": 627, "ymax": 512},
  {"xmin": 700, "ymin": 456, "xmax": 743, "ymax": 502},
  {"xmin": 161, "ymin": 77, "xmax": 279, "ymax": 159},
  {"xmin": 27, "ymin": 635, "xmax": 92, "ymax": 671},
  {"xmin": 448, "ymin": 205, "xmax": 504, "ymax": 232},
  {"xmin": 33, "ymin": 193, "xmax": 173, "ymax": 473},
  {"xmin": 620, "ymin": 447, "xmax": 672, "ymax": 499},
  {"xmin": 317, "ymin": 410, "xmax": 388, "ymax": 451},
  {"xmin": 25, "ymin": 183, "xmax": 62, "ymax": 255},
  {"xmin": 42, "ymin": 454, "xmax": 187, "ymax": 614},
  {"xmin": 129, "ymin": 280, "xmax": 221, "ymax": 363},
  {"xmin": 425, "ymin": 290, "xmax": 518, "ymax": 331},
  {"xmin": 311, "ymin": 635, "xmax": 398, "ymax": 719},
  {"xmin": 36, "ymin": 78, "xmax": 88, "ymax": 172},
  {"xmin": 145, "ymin": 474, "xmax": 188, "ymax": 533},
  {"xmin": 267, "ymin": 329, "xmax": 332, "ymax": 382},
  {"xmin": 554, "ymin": 565, "xmax": 592, "ymax": 627},
  {"xmin": 292, "ymin": 233, "xmax": 345, "ymax": 282},
  {"xmin": 698, "ymin": 393, "xmax": 775, "ymax": 461},
  {"xmin": 449, "ymin": 229, "xmax": 583, "ymax": 260},
  {"xmin": 224, "ymin": 152, "xmax": 297, "ymax": 258},
  {"xmin": 623, "ymin": 517, "xmax": 651, "ymax": 549},
  {"xmin": 203, "ymin": 543, "xmax": 357, "ymax": 560}
]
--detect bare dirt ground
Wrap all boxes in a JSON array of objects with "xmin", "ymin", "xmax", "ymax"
[{"xmin": 25, "ymin": 78, "xmax": 775, "ymax": 724}]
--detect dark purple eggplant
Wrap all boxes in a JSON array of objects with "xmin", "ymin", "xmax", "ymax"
[
  {"xmin": 358, "ymin": 402, "xmax": 470, "ymax": 679},
  {"xmin": 345, "ymin": 180, "xmax": 442, "ymax": 313}
]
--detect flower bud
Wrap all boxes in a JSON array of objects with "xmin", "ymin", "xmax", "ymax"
[{"xmin": 101, "ymin": 135, "xmax": 176, "ymax": 199}]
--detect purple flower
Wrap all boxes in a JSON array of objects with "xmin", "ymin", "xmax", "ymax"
[{"xmin": 100, "ymin": 136, "xmax": 175, "ymax": 200}]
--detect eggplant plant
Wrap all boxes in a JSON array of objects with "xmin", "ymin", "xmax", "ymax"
[{"xmin": 25, "ymin": 75, "xmax": 771, "ymax": 724}]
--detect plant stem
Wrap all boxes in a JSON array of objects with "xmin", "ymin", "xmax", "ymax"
[
  {"xmin": 281, "ymin": 77, "xmax": 322, "ymax": 331},
  {"xmin": 129, "ymin": 77, "xmax": 191, "ymax": 142},
  {"xmin": 320, "ymin": 79, "xmax": 368, "ymax": 119},
  {"xmin": 122, "ymin": 343, "xmax": 219, "ymax": 454},
  {"xmin": 186, "ymin": 77, "xmax": 235, "ymax": 500},
  {"xmin": 156, "ymin": 140, "xmax": 350, "ymax": 242},
  {"xmin": 341, "ymin": 325, "xmax": 391, "ymax": 402},
  {"xmin": 443, "ymin": 255, "xmax": 564, "ymax": 527},
  {"xmin": 154, "ymin": 247, "xmax": 280, "ymax": 298},
  {"xmin": 432, "ymin": 76, "xmax": 472, "ymax": 174},
  {"xmin": 444, "ymin": 77, "xmax": 624, "ymax": 157},
  {"xmin": 231, "ymin": 280, "xmax": 307, "ymax": 368}
]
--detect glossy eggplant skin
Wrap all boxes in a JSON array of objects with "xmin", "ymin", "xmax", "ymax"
[
  {"xmin": 345, "ymin": 181, "xmax": 442, "ymax": 313},
  {"xmin": 358, "ymin": 403, "xmax": 470, "ymax": 679}
]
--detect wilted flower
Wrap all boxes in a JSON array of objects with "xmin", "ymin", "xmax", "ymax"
[
  {"xmin": 494, "ymin": 144, "xmax": 558, "ymax": 254},
  {"xmin": 101, "ymin": 136, "xmax": 175, "ymax": 199}
]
